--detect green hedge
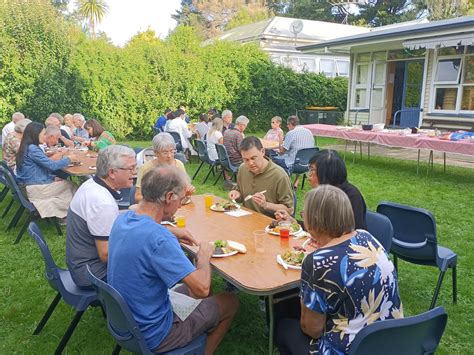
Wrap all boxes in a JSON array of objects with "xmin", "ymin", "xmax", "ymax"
[{"xmin": 0, "ymin": 0, "xmax": 347, "ymax": 139}]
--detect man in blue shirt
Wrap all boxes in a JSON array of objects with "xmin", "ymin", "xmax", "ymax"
[
  {"xmin": 154, "ymin": 108, "xmax": 171, "ymax": 132},
  {"xmin": 108, "ymin": 165, "xmax": 239, "ymax": 353}
]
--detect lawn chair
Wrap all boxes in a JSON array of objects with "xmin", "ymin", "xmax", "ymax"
[
  {"xmin": 86, "ymin": 266, "xmax": 207, "ymax": 355},
  {"xmin": 0, "ymin": 163, "xmax": 10, "ymax": 203},
  {"xmin": 28, "ymin": 222, "xmax": 97, "ymax": 355},
  {"xmin": 377, "ymin": 201, "xmax": 457, "ymax": 309},
  {"xmin": 365, "ymin": 210, "xmax": 393, "ymax": 252},
  {"xmin": 213, "ymin": 144, "xmax": 239, "ymax": 185},
  {"xmin": 193, "ymin": 139, "xmax": 218, "ymax": 183},
  {"xmin": 287, "ymin": 147, "xmax": 319, "ymax": 189},
  {"xmin": 348, "ymin": 307, "xmax": 448, "ymax": 355},
  {"xmin": 168, "ymin": 131, "xmax": 183, "ymax": 153},
  {"xmin": 117, "ymin": 187, "xmax": 132, "ymax": 210},
  {"xmin": 0, "ymin": 161, "xmax": 62, "ymax": 244}
]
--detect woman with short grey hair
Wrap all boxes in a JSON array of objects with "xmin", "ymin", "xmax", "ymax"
[
  {"xmin": 2, "ymin": 118, "xmax": 32, "ymax": 171},
  {"xmin": 134, "ymin": 132, "xmax": 195, "ymax": 203},
  {"xmin": 276, "ymin": 185, "xmax": 403, "ymax": 355}
]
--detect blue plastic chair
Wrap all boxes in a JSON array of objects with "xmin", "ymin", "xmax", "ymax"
[
  {"xmin": 377, "ymin": 201, "xmax": 457, "ymax": 309},
  {"xmin": 192, "ymin": 139, "xmax": 218, "ymax": 183},
  {"xmin": 86, "ymin": 266, "xmax": 207, "ymax": 355},
  {"xmin": 287, "ymin": 147, "xmax": 319, "ymax": 189},
  {"xmin": 213, "ymin": 144, "xmax": 239, "ymax": 185},
  {"xmin": 0, "ymin": 163, "xmax": 10, "ymax": 203},
  {"xmin": 349, "ymin": 307, "xmax": 447, "ymax": 355},
  {"xmin": 129, "ymin": 184, "xmax": 136, "ymax": 206},
  {"xmin": 0, "ymin": 161, "xmax": 62, "ymax": 243},
  {"xmin": 167, "ymin": 131, "xmax": 184, "ymax": 153},
  {"xmin": 27, "ymin": 222, "xmax": 97, "ymax": 354},
  {"xmin": 365, "ymin": 210, "xmax": 393, "ymax": 252}
]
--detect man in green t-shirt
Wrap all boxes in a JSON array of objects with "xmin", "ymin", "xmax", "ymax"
[{"xmin": 229, "ymin": 136, "xmax": 294, "ymax": 218}]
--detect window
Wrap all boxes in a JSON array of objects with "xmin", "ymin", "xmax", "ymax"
[
  {"xmin": 353, "ymin": 63, "xmax": 371, "ymax": 108},
  {"xmin": 433, "ymin": 46, "xmax": 474, "ymax": 113},
  {"xmin": 320, "ymin": 59, "xmax": 335, "ymax": 77},
  {"xmin": 336, "ymin": 60, "xmax": 349, "ymax": 76}
]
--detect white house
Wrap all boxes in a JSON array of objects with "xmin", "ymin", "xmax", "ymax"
[
  {"xmin": 299, "ymin": 16, "xmax": 474, "ymax": 131},
  {"xmin": 204, "ymin": 16, "xmax": 369, "ymax": 77}
]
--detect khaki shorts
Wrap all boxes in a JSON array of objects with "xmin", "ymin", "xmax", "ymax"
[{"xmin": 153, "ymin": 285, "xmax": 220, "ymax": 353}]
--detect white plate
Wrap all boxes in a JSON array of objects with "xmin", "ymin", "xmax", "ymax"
[
  {"xmin": 210, "ymin": 203, "xmax": 240, "ymax": 212},
  {"xmin": 276, "ymin": 255, "xmax": 301, "ymax": 270},
  {"xmin": 212, "ymin": 250, "xmax": 238, "ymax": 258},
  {"xmin": 265, "ymin": 224, "xmax": 303, "ymax": 236},
  {"xmin": 88, "ymin": 166, "xmax": 96, "ymax": 170}
]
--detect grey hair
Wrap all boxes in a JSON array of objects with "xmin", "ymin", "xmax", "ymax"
[
  {"xmin": 45, "ymin": 116, "xmax": 60, "ymax": 127},
  {"xmin": 303, "ymin": 185, "xmax": 355, "ymax": 238},
  {"xmin": 45, "ymin": 125, "xmax": 61, "ymax": 137},
  {"xmin": 96, "ymin": 145, "xmax": 136, "ymax": 178},
  {"xmin": 287, "ymin": 115, "xmax": 299, "ymax": 126},
  {"xmin": 141, "ymin": 165, "xmax": 189, "ymax": 205},
  {"xmin": 12, "ymin": 112, "xmax": 25, "ymax": 123},
  {"xmin": 14, "ymin": 119, "xmax": 31, "ymax": 133},
  {"xmin": 73, "ymin": 113, "xmax": 85, "ymax": 122},
  {"xmin": 49, "ymin": 112, "xmax": 64, "ymax": 124},
  {"xmin": 271, "ymin": 116, "xmax": 282, "ymax": 124},
  {"xmin": 235, "ymin": 115, "xmax": 249, "ymax": 126},
  {"xmin": 152, "ymin": 132, "xmax": 176, "ymax": 152},
  {"xmin": 221, "ymin": 109, "xmax": 232, "ymax": 119}
]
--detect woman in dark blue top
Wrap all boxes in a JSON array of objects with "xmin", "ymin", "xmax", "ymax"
[{"xmin": 16, "ymin": 122, "xmax": 78, "ymax": 219}]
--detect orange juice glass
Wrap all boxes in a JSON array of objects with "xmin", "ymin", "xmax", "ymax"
[
  {"xmin": 176, "ymin": 215, "xmax": 186, "ymax": 228},
  {"xmin": 204, "ymin": 194, "xmax": 213, "ymax": 208}
]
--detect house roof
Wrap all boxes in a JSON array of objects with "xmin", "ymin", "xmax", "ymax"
[
  {"xmin": 298, "ymin": 16, "xmax": 474, "ymax": 53},
  {"xmin": 203, "ymin": 16, "xmax": 369, "ymax": 46}
]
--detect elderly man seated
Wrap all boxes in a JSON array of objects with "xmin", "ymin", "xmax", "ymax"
[
  {"xmin": 71, "ymin": 113, "xmax": 89, "ymax": 142},
  {"xmin": 45, "ymin": 115, "xmax": 74, "ymax": 147},
  {"xmin": 108, "ymin": 165, "xmax": 239, "ymax": 353},
  {"xmin": 229, "ymin": 136, "xmax": 294, "ymax": 218},
  {"xmin": 2, "ymin": 112, "xmax": 24, "ymax": 147},
  {"xmin": 66, "ymin": 145, "xmax": 137, "ymax": 288}
]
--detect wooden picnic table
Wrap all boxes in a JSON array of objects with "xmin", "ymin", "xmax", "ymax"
[
  {"xmin": 179, "ymin": 194, "xmax": 310, "ymax": 354},
  {"xmin": 62, "ymin": 149, "xmax": 98, "ymax": 176},
  {"xmin": 260, "ymin": 138, "xmax": 279, "ymax": 150}
]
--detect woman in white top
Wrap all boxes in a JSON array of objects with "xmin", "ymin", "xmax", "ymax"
[
  {"xmin": 206, "ymin": 117, "xmax": 224, "ymax": 162},
  {"xmin": 165, "ymin": 109, "xmax": 192, "ymax": 150}
]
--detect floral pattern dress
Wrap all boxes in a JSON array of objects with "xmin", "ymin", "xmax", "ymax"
[
  {"xmin": 3, "ymin": 133, "xmax": 21, "ymax": 170},
  {"xmin": 300, "ymin": 230, "xmax": 403, "ymax": 354}
]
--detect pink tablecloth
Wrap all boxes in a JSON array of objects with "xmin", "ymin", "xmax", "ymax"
[{"xmin": 305, "ymin": 124, "xmax": 474, "ymax": 156}]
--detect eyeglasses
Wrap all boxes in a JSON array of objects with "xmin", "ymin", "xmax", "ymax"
[
  {"xmin": 158, "ymin": 149, "xmax": 177, "ymax": 157},
  {"xmin": 118, "ymin": 165, "xmax": 137, "ymax": 173},
  {"xmin": 173, "ymin": 192, "xmax": 188, "ymax": 205}
]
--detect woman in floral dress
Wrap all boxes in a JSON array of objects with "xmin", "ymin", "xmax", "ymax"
[{"xmin": 276, "ymin": 185, "xmax": 403, "ymax": 354}]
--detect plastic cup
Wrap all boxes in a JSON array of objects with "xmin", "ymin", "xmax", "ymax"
[
  {"xmin": 176, "ymin": 215, "xmax": 186, "ymax": 228},
  {"xmin": 204, "ymin": 194, "xmax": 213, "ymax": 208},
  {"xmin": 279, "ymin": 221, "xmax": 291, "ymax": 239},
  {"xmin": 253, "ymin": 230, "xmax": 266, "ymax": 253}
]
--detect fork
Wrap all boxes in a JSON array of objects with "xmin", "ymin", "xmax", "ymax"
[{"xmin": 244, "ymin": 190, "xmax": 267, "ymax": 202}]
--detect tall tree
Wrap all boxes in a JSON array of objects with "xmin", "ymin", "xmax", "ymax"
[
  {"xmin": 75, "ymin": 0, "xmax": 109, "ymax": 39},
  {"xmin": 355, "ymin": 0, "xmax": 421, "ymax": 27},
  {"xmin": 424, "ymin": 0, "xmax": 471, "ymax": 20}
]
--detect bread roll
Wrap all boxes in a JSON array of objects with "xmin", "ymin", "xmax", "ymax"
[{"xmin": 227, "ymin": 240, "xmax": 246, "ymax": 253}]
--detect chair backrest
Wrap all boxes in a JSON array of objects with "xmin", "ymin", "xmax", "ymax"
[
  {"xmin": 0, "ymin": 160, "xmax": 35, "ymax": 211},
  {"xmin": 291, "ymin": 147, "xmax": 319, "ymax": 173},
  {"xmin": 292, "ymin": 189, "xmax": 297, "ymax": 218},
  {"xmin": 215, "ymin": 144, "xmax": 237, "ymax": 171},
  {"xmin": 27, "ymin": 222, "xmax": 62, "ymax": 292},
  {"xmin": 168, "ymin": 131, "xmax": 183, "ymax": 152},
  {"xmin": 129, "ymin": 185, "xmax": 136, "ymax": 205},
  {"xmin": 377, "ymin": 201, "xmax": 438, "ymax": 262},
  {"xmin": 348, "ymin": 307, "xmax": 448, "ymax": 355},
  {"xmin": 195, "ymin": 139, "xmax": 209, "ymax": 163},
  {"xmin": 0, "ymin": 163, "xmax": 8, "ymax": 186},
  {"xmin": 365, "ymin": 210, "xmax": 393, "ymax": 252},
  {"xmin": 86, "ymin": 265, "xmax": 152, "ymax": 354}
]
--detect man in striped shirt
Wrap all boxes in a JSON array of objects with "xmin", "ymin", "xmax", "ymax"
[{"xmin": 274, "ymin": 115, "xmax": 315, "ymax": 172}]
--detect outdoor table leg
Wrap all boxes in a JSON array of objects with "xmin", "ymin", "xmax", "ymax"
[
  {"xmin": 444, "ymin": 152, "xmax": 446, "ymax": 172},
  {"xmin": 268, "ymin": 294, "xmax": 274, "ymax": 355},
  {"xmin": 359, "ymin": 141, "xmax": 362, "ymax": 159},
  {"xmin": 417, "ymin": 149, "xmax": 420, "ymax": 174},
  {"xmin": 368, "ymin": 142, "xmax": 371, "ymax": 160},
  {"xmin": 344, "ymin": 140, "xmax": 348, "ymax": 161}
]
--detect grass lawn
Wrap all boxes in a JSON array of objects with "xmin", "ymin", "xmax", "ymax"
[{"xmin": 1, "ymin": 137, "xmax": 473, "ymax": 354}]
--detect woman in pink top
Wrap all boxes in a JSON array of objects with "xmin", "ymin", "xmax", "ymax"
[{"xmin": 264, "ymin": 116, "xmax": 284, "ymax": 146}]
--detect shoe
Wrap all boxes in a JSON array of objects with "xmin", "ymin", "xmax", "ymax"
[{"xmin": 58, "ymin": 217, "xmax": 67, "ymax": 226}]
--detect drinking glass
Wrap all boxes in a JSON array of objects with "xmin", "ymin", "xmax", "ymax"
[
  {"xmin": 278, "ymin": 221, "xmax": 291, "ymax": 239},
  {"xmin": 253, "ymin": 230, "xmax": 266, "ymax": 253},
  {"xmin": 204, "ymin": 194, "xmax": 213, "ymax": 208},
  {"xmin": 176, "ymin": 215, "xmax": 186, "ymax": 228}
]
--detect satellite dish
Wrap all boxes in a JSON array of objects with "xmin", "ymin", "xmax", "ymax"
[{"xmin": 290, "ymin": 20, "xmax": 304, "ymax": 35}]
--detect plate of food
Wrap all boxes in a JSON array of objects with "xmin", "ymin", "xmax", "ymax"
[
  {"xmin": 265, "ymin": 220, "xmax": 302, "ymax": 236},
  {"xmin": 211, "ymin": 239, "xmax": 246, "ymax": 258},
  {"xmin": 88, "ymin": 166, "xmax": 96, "ymax": 170},
  {"xmin": 68, "ymin": 161, "xmax": 83, "ymax": 167},
  {"xmin": 210, "ymin": 201, "xmax": 240, "ymax": 212},
  {"xmin": 277, "ymin": 246, "xmax": 307, "ymax": 270},
  {"xmin": 182, "ymin": 196, "xmax": 192, "ymax": 205}
]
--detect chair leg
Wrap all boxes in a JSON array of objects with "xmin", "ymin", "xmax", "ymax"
[
  {"xmin": 112, "ymin": 344, "xmax": 122, "ymax": 355},
  {"xmin": 192, "ymin": 161, "xmax": 204, "ymax": 180},
  {"xmin": 2, "ymin": 198, "xmax": 15, "ymax": 218},
  {"xmin": 7, "ymin": 205, "xmax": 24, "ymax": 231},
  {"xmin": 213, "ymin": 170, "xmax": 223, "ymax": 185},
  {"xmin": 452, "ymin": 266, "xmax": 457, "ymax": 304},
  {"xmin": 34, "ymin": 292, "xmax": 62, "ymax": 335},
  {"xmin": 54, "ymin": 310, "xmax": 86, "ymax": 355},
  {"xmin": 15, "ymin": 213, "xmax": 33, "ymax": 244},
  {"xmin": 203, "ymin": 166, "xmax": 214, "ymax": 184},
  {"xmin": 430, "ymin": 270, "xmax": 446, "ymax": 310},
  {"xmin": 393, "ymin": 255, "xmax": 398, "ymax": 274},
  {"xmin": 0, "ymin": 186, "xmax": 8, "ymax": 202},
  {"xmin": 53, "ymin": 218, "xmax": 63, "ymax": 236},
  {"xmin": 301, "ymin": 174, "xmax": 306, "ymax": 190}
]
